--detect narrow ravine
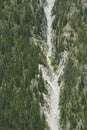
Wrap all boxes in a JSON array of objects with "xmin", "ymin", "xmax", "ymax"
[{"xmin": 39, "ymin": 0, "xmax": 68, "ymax": 130}]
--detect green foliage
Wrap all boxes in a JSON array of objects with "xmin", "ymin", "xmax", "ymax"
[
  {"xmin": 53, "ymin": 0, "xmax": 87, "ymax": 130},
  {"xmin": 0, "ymin": 0, "xmax": 48, "ymax": 130}
]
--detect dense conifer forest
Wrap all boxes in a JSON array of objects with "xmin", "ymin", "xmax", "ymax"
[
  {"xmin": 0, "ymin": 0, "xmax": 48, "ymax": 130},
  {"xmin": 53, "ymin": 0, "xmax": 87, "ymax": 130},
  {"xmin": 0, "ymin": 0, "xmax": 87, "ymax": 130}
]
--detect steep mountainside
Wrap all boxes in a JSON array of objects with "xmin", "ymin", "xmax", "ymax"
[
  {"xmin": 0, "ymin": 0, "xmax": 87, "ymax": 130},
  {"xmin": 52, "ymin": 0, "xmax": 87, "ymax": 130},
  {"xmin": 0, "ymin": 0, "xmax": 48, "ymax": 130}
]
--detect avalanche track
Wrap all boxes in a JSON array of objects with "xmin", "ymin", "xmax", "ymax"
[{"xmin": 39, "ymin": 0, "xmax": 68, "ymax": 130}]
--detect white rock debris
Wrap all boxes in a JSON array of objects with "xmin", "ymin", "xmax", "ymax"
[{"xmin": 39, "ymin": 0, "xmax": 68, "ymax": 130}]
